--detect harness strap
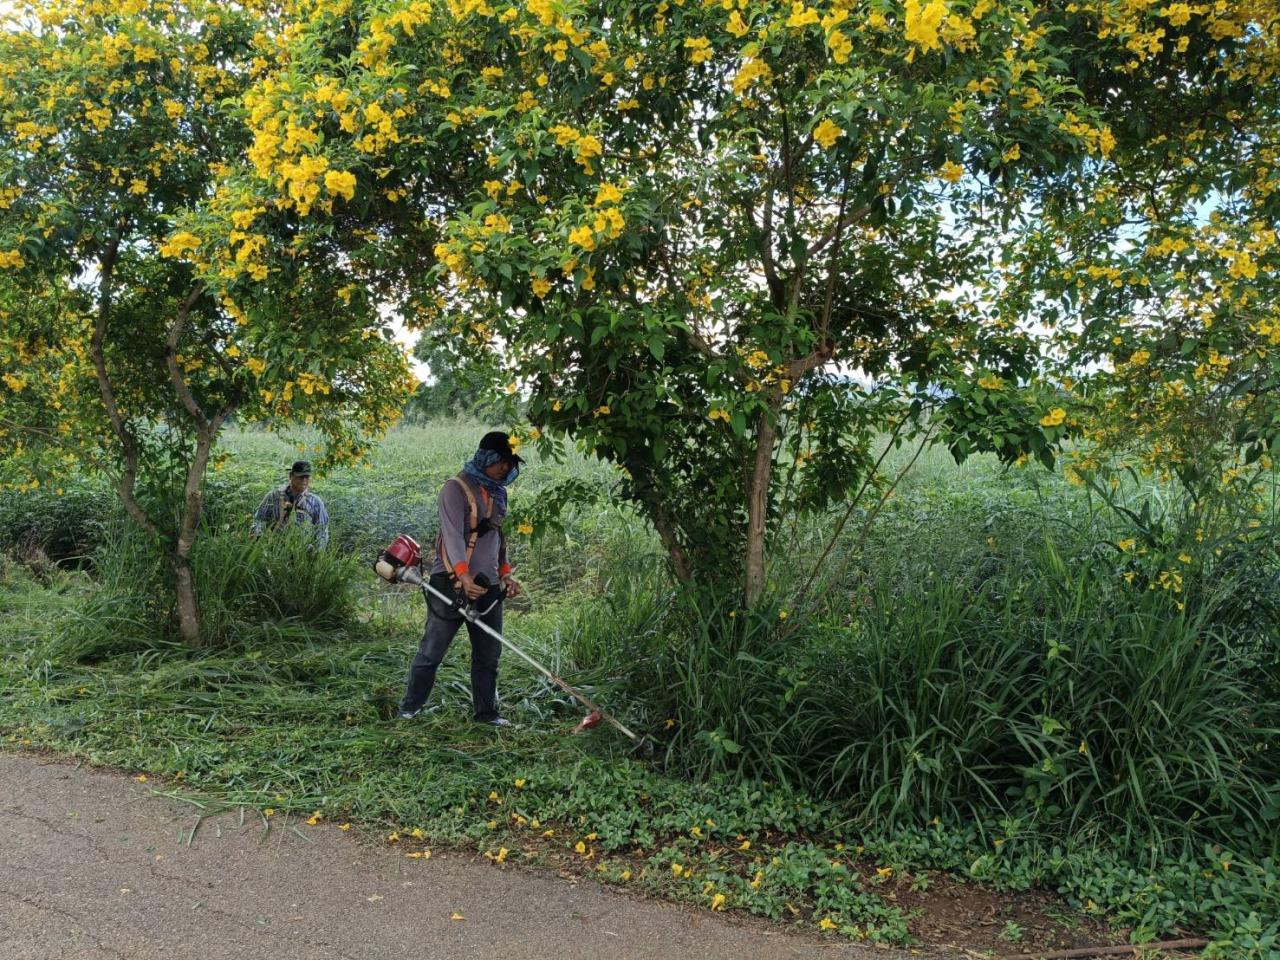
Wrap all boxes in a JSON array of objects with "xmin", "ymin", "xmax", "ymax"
[
  {"xmin": 274, "ymin": 488, "xmax": 293, "ymax": 532},
  {"xmin": 436, "ymin": 473, "xmax": 493, "ymax": 581},
  {"xmin": 274, "ymin": 488, "xmax": 315, "ymax": 531}
]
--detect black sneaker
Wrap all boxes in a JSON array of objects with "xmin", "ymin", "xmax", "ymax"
[
  {"xmin": 396, "ymin": 707, "xmax": 422, "ymax": 720},
  {"xmin": 479, "ymin": 717, "xmax": 512, "ymax": 728}
]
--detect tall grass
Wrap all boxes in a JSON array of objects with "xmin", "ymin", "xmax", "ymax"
[
  {"xmin": 54, "ymin": 523, "xmax": 362, "ymax": 659},
  {"xmin": 816, "ymin": 549, "xmax": 1277, "ymax": 850},
  {"xmin": 589, "ymin": 508, "xmax": 1280, "ymax": 857}
]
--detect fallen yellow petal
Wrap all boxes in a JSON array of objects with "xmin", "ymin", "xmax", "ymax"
[{"xmin": 450, "ymin": 912, "xmax": 465, "ymax": 921}]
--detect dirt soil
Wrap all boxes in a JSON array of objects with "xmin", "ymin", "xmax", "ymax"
[{"xmin": 890, "ymin": 869, "xmax": 1120, "ymax": 956}]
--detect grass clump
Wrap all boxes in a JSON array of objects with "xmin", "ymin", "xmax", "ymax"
[
  {"xmin": 601, "ymin": 539, "xmax": 1278, "ymax": 857},
  {"xmin": 52, "ymin": 522, "xmax": 363, "ymax": 659}
]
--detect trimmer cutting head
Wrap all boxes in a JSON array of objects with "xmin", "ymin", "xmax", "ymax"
[{"xmin": 571, "ymin": 710, "xmax": 603, "ymax": 734}]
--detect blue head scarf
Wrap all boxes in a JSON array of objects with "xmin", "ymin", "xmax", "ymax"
[{"xmin": 462, "ymin": 447, "xmax": 518, "ymax": 509}]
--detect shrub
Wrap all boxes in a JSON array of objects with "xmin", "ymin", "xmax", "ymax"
[
  {"xmin": 0, "ymin": 484, "xmax": 113, "ymax": 562},
  {"xmin": 54, "ymin": 523, "xmax": 362, "ymax": 659},
  {"xmin": 605, "ymin": 536, "xmax": 1279, "ymax": 856}
]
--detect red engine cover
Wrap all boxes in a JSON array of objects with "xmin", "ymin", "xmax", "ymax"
[{"xmin": 385, "ymin": 534, "xmax": 421, "ymax": 568}]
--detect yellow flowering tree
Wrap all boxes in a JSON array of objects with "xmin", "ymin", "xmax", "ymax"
[
  {"xmin": 0, "ymin": 0, "xmax": 415, "ymax": 643},
  {"xmin": 237, "ymin": 0, "xmax": 1276, "ymax": 605},
  {"xmin": 960, "ymin": 2, "xmax": 1280, "ymax": 609}
]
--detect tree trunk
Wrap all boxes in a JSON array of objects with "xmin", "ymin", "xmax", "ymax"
[
  {"xmin": 169, "ymin": 425, "xmax": 207, "ymax": 642},
  {"xmin": 162, "ymin": 285, "xmax": 228, "ymax": 646},
  {"xmin": 744, "ymin": 410, "xmax": 778, "ymax": 607},
  {"xmin": 172, "ymin": 555, "xmax": 201, "ymax": 645},
  {"xmin": 167, "ymin": 411, "xmax": 231, "ymax": 644},
  {"xmin": 651, "ymin": 504, "xmax": 693, "ymax": 583}
]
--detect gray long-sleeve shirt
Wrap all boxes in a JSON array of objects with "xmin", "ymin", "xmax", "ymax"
[{"xmin": 431, "ymin": 473, "xmax": 508, "ymax": 581}]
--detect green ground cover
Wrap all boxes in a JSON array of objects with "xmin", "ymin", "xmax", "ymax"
[{"xmin": 1, "ymin": 423, "xmax": 1277, "ymax": 956}]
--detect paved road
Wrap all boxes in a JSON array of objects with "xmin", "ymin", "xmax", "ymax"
[{"xmin": 0, "ymin": 752, "xmax": 922, "ymax": 960}]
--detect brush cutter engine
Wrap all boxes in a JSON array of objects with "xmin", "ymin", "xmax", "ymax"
[{"xmin": 374, "ymin": 533, "xmax": 424, "ymax": 585}]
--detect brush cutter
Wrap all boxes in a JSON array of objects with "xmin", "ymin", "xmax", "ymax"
[{"xmin": 374, "ymin": 535, "xmax": 639, "ymax": 744}]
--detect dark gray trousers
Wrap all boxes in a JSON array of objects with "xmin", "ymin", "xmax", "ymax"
[{"xmin": 400, "ymin": 575, "xmax": 502, "ymax": 721}]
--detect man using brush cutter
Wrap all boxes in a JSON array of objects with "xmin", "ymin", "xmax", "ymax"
[{"xmin": 396, "ymin": 432, "xmax": 523, "ymax": 725}]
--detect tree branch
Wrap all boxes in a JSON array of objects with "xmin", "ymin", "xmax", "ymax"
[
  {"xmin": 759, "ymin": 180, "xmax": 784, "ymax": 307},
  {"xmin": 651, "ymin": 503, "xmax": 693, "ymax": 582},
  {"xmin": 784, "ymin": 343, "xmax": 835, "ymax": 381},
  {"xmin": 818, "ymin": 155, "xmax": 858, "ymax": 349},
  {"xmin": 806, "ymin": 198, "xmax": 875, "ymax": 263},
  {"xmin": 789, "ymin": 413, "xmax": 909, "ymax": 612},
  {"xmin": 164, "ymin": 283, "xmax": 209, "ymax": 430},
  {"xmin": 0, "ymin": 418, "xmax": 109, "ymax": 473},
  {"xmin": 785, "ymin": 421, "xmax": 936, "ymax": 633}
]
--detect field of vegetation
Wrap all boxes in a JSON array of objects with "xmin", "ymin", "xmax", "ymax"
[{"xmin": 1, "ymin": 421, "xmax": 1277, "ymax": 957}]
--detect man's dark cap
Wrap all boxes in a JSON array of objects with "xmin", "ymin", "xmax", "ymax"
[
  {"xmin": 478, "ymin": 431, "xmax": 525, "ymax": 465},
  {"xmin": 290, "ymin": 460, "xmax": 312, "ymax": 477}
]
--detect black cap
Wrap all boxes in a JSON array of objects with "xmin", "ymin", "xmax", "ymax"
[
  {"xmin": 290, "ymin": 460, "xmax": 312, "ymax": 477},
  {"xmin": 478, "ymin": 431, "xmax": 525, "ymax": 465}
]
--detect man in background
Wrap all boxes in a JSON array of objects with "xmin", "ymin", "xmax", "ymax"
[{"xmin": 251, "ymin": 460, "xmax": 330, "ymax": 548}]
